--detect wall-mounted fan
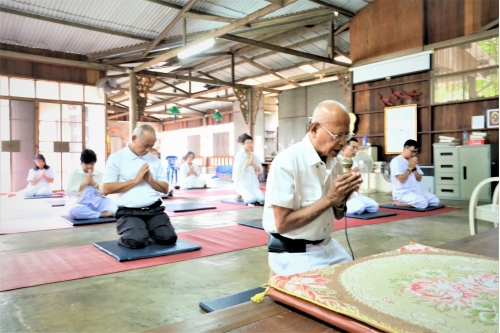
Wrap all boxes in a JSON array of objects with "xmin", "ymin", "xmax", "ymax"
[{"xmin": 96, "ymin": 77, "xmax": 119, "ymax": 95}]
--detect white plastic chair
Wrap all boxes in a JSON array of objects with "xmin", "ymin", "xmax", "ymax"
[{"xmin": 469, "ymin": 177, "xmax": 499, "ymax": 235}]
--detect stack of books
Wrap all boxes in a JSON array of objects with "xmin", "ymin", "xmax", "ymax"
[
  {"xmin": 468, "ymin": 132, "xmax": 490, "ymax": 145},
  {"xmin": 434, "ymin": 135, "xmax": 460, "ymax": 146}
]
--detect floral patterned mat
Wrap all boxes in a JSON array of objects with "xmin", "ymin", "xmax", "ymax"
[{"xmin": 268, "ymin": 243, "xmax": 499, "ymax": 333}]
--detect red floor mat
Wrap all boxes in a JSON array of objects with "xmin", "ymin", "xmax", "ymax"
[
  {"xmin": 333, "ymin": 206, "xmax": 461, "ymax": 231},
  {"xmin": 166, "ymin": 202, "xmax": 256, "ymax": 217},
  {"xmin": 0, "ymin": 225, "xmax": 268, "ymax": 291}
]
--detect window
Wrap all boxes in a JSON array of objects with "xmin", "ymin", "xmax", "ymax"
[
  {"xmin": 0, "ymin": 100, "xmax": 10, "ymax": 192},
  {"xmin": 10, "ymin": 78, "xmax": 35, "ymax": 98},
  {"xmin": 36, "ymin": 81, "xmax": 59, "ymax": 100},
  {"xmin": 432, "ymin": 37, "xmax": 499, "ymax": 104},
  {"xmin": 213, "ymin": 132, "xmax": 229, "ymax": 156},
  {"xmin": 60, "ymin": 83, "xmax": 83, "ymax": 101},
  {"xmin": 84, "ymin": 86, "xmax": 105, "ymax": 104},
  {"xmin": 85, "ymin": 105, "xmax": 106, "ymax": 170},
  {"xmin": 0, "ymin": 76, "xmax": 8, "ymax": 96},
  {"xmin": 187, "ymin": 135, "xmax": 201, "ymax": 157}
]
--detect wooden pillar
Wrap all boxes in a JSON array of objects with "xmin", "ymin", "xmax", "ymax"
[
  {"xmin": 247, "ymin": 88, "xmax": 254, "ymax": 137},
  {"xmin": 128, "ymin": 70, "xmax": 138, "ymax": 140}
]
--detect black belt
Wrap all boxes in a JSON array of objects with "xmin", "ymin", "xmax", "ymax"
[
  {"xmin": 120, "ymin": 200, "xmax": 162, "ymax": 211},
  {"xmin": 269, "ymin": 233, "xmax": 325, "ymax": 253}
]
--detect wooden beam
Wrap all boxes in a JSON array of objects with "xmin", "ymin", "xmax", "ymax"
[
  {"xmin": 474, "ymin": 18, "xmax": 499, "ymax": 34},
  {"xmin": 133, "ymin": 1, "xmax": 296, "ymax": 72},
  {"xmin": 88, "ymin": 8, "xmax": 335, "ymax": 60},
  {"xmin": 142, "ymin": 0, "xmax": 198, "ymax": 57},
  {"xmin": 307, "ymin": 0, "xmax": 355, "ymax": 17},
  {"xmin": 182, "ymin": 12, "xmax": 237, "ymax": 23},
  {"xmin": 108, "ymin": 111, "xmax": 129, "ymax": 120},
  {"xmin": 157, "ymin": 78, "xmax": 190, "ymax": 95},
  {"xmin": 174, "ymin": 103, "xmax": 206, "ymax": 114},
  {"xmin": 0, "ymin": 7, "xmax": 151, "ymax": 42},
  {"xmin": 220, "ymin": 34, "xmax": 347, "ymax": 66},
  {"xmin": 139, "ymin": 70, "xmax": 248, "ymax": 88},
  {"xmin": 425, "ymin": 28, "xmax": 499, "ymax": 51},
  {"xmin": 0, "ymin": 50, "xmax": 126, "ymax": 72},
  {"xmin": 239, "ymin": 56, "xmax": 300, "ymax": 87},
  {"xmin": 196, "ymin": 32, "xmax": 329, "ymax": 76},
  {"xmin": 256, "ymin": 66, "xmax": 342, "ymax": 87},
  {"xmin": 334, "ymin": 22, "xmax": 350, "ymax": 35}
]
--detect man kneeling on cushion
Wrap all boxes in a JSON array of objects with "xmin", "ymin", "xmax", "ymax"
[
  {"xmin": 103, "ymin": 124, "xmax": 177, "ymax": 249},
  {"xmin": 390, "ymin": 139, "xmax": 440, "ymax": 209}
]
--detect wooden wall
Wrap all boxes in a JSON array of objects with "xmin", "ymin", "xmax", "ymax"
[
  {"xmin": 352, "ymin": 72, "xmax": 499, "ymax": 165},
  {"xmin": 350, "ymin": 0, "xmax": 499, "ymax": 62},
  {"xmin": 0, "ymin": 43, "xmax": 103, "ymax": 85},
  {"xmin": 350, "ymin": 0, "xmax": 424, "ymax": 62},
  {"xmin": 426, "ymin": 0, "xmax": 499, "ymax": 44}
]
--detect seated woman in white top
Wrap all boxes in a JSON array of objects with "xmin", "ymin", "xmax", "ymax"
[
  {"xmin": 233, "ymin": 133, "xmax": 264, "ymax": 205},
  {"xmin": 180, "ymin": 151, "xmax": 206, "ymax": 189},
  {"xmin": 65, "ymin": 149, "xmax": 117, "ymax": 219},
  {"xmin": 24, "ymin": 154, "xmax": 55, "ymax": 197}
]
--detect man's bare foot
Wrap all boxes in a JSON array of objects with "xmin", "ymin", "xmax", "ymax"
[
  {"xmin": 100, "ymin": 212, "xmax": 115, "ymax": 218},
  {"xmin": 236, "ymin": 195, "xmax": 243, "ymax": 201},
  {"xmin": 393, "ymin": 201, "xmax": 413, "ymax": 207}
]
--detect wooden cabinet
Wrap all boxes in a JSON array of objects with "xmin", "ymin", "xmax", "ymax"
[{"xmin": 433, "ymin": 145, "xmax": 498, "ymax": 201}]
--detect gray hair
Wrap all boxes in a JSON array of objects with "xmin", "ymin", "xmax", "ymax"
[{"xmin": 133, "ymin": 124, "xmax": 156, "ymax": 139}]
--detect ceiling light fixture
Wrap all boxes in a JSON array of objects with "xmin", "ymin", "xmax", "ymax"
[
  {"xmin": 178, "ymin": 38, "xmax": 216, "ymax": 59},
  {"xmin": 334, "ymin": 56, "xmax": 352, "ymax": 64},
  {"xmin": 299, "ymin": 64, "xmax": 319, "ymax": 73}
]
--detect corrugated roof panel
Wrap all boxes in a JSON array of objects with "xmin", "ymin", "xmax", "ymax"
[
  {"xmin": 191, "ymin": 0, "xmax": 269, "ymax": 18},
  {"xmin": 321, "ymin": 0, "xmax": 368, "ymax": 13},
  {"xmin": 261, "ymin": 0, "xmax": 322, "ymax": 19},
  {"xmin": 0, "ymin": 12, "xmax": 144, "ymax": 54},
  {"xmin": 0, "ymin": 0, "xmax": 180, "ymax": 39},
  {"xmin": 165, "ymin": 18, "xmax": 229, "ymax": 39},
  {"xmin": 336, "ymin": 31, "xmax": 350, "ymax": 54}
]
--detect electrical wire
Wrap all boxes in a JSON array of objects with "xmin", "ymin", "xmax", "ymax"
[{"xmin": 344, "ymin": 208, "xmax": 354, "ymax": 260}]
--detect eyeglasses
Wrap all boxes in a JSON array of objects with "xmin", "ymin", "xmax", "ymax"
[
  {"xmin": 318, "ymin": 123, "xmax": 354, "ymax": 141},
  {"xmin": 406, "ymin": 147, "xmax": 419, "ymax": 155},
  {"xmin": 346, "ymin": 146, "xmax": 359, "ymax": 150}
]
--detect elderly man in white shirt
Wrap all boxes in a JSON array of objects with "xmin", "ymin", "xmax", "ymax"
[
  {"xmin": 390, "ymin": 139, "xmax": 440, "ymax": 209},
  {"xmin": 102, "ymin": 124, "xmax": 177, "ymax": 249},
  {"xmin": 263, "ymin": 100, "xmax": 363, "ymax": 276},
  {"xmin": 65, "ymin": 149, "xmax": 117, "ymax": 219}
]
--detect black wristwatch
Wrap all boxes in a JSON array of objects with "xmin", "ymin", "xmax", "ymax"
[{"xmin": 412, "ymin": 168, "xmax": 417, "ymax": 172}]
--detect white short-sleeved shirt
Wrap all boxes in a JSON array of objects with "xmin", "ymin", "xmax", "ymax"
[
  {"xmin": 390, "ymin": 155, "xmax": 424, "ymax": 195},
  {"xmin": 180, "ymin": 162, "xmax": 201, "ymax": 179},
  {"xmin": 102, "ymin": 145, "xmax": 168, "ymax": 208},
  {"xmin": 27, "ymin": 167, "xmax": 55, "ymax": 188},
  {"xmin": 262, "ymin": 134, "xmax": 344, "ymax": 241}
]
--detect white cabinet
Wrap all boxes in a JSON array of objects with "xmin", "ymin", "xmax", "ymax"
[{"xmin": 433, "ymin": 145, "xmax": 498, "ymax": 201}]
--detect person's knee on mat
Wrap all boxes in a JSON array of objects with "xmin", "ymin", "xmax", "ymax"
[
  {"xmin": 119, "ymin": 234, "xmax": 149, "ymax": 249},
  {"xmin": 411, "ymin": 196, "xmax": 429, "ymax": 209},
  {"xmin": 119, "ymin": 228, "xmax": 149, "ymax": 249},
  {"xmin": 151, "ymin": 226, "xmax": 177, "ymax": 245}
]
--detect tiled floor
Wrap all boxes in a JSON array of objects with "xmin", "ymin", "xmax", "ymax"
[{"xmin": 0, "ymin": 178, "xmax": 497, "ymax": 332}]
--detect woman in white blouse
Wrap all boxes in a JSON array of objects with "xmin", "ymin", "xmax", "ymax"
[
  {"xmin": 180, "ymin": 151, "xmax": 206, "ymax": 189},
  {"xmin": 24, "ymin": 154, "xmax": 55, "ymax": 197},
  {"xmin": 233, "ymin": 134, "xmax": 264, "ymax": 204}
]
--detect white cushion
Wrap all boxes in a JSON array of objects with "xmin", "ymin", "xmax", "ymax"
[{"xmin": 476, "ymin": 204, "xmax": 499, "ymax": 223}]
